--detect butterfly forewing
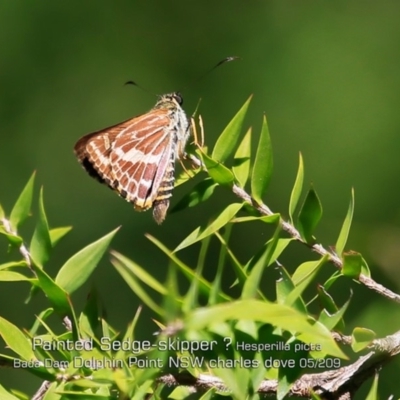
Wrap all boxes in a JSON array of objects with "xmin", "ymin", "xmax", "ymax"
[{"xmin": 74, "ymin": 93, "xmax": 190, "ymax": 224}]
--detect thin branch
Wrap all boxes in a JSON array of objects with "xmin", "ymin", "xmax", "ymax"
[
  {"xmin": 230, "ymin": 181, "xmax": 400, "ymax": 303},
  {"xmin": 158, "ymin": 330, "xmax": 400, "ymax": 399},
  {"xmin": 0, "ymin": 218, "xmax": 32, "ymax": 268}
]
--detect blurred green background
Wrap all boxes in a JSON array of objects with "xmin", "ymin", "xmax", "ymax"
[{"xmin": 1, "ymin": 0, "xmax": 400, "ymax": 397}]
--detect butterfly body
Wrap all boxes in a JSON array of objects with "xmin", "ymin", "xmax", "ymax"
[{"xmin": 74, "ymin": 93, "xmax": 190, "ymax": 224}]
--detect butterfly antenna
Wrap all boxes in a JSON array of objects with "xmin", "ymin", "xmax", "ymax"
[
  {"xmin": 124, "ymin": 80, "xmax": 156, "ymax": 97},
  {"xmin": 179, "ymin": 56, "xmax": 240, "ymax": 92}
]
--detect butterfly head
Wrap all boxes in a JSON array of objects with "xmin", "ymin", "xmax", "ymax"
[{"xmin": 154, "ymin": 92, "xmax": 184, "ymax": 111}]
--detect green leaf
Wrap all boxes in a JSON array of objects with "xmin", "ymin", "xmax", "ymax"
[
  {"xmin": 147, "ymin": 234, "xmax": 230, "ymax": 302},
  {"xmin": 200, "ymin": 151, "xmax": 235, "ymax": 185},
  {"xmin": 351, "ymin": 327, "xmax": 376, "ymax": 353},
  {"xmin": 185, "ymin": 300, "xmax": 345, "ymax": 358},
  {"xmin": 0, "ymin": 204, "xmax": 4, "ymax": 220},
  {"xmin": 0, "ymin": 384, "xmax": 20, "ymax": 400},
  {"xmin": 232, "ymin": 214, "xmax": 280, "ymax": 224},
  {"xmin": 298, "ymin": 186, "xmax": 323, "ymax": 243},
  {"xmin": 276, "ymin": 266, "xmax": 307, "ymax": 314},
  {"xmin": 9, "ymin": 172, "xmax": 36, "ymax": 231},
  {"xmin": 0, "ymin": 271, "xmax": 31, "ymax": 281},
  {"xmin": 172, "ymin": 178, "xmax": 218, "ymax": 213},
  {"xmin": 336, "ymin": 188, "xmax": 355, "ymax": 256},
  {"xmin": 318, "ymin": 296, "xmax": 350, "ymax": 331},
  {"xmin": 342, "ymin": 251, "xmax": 362, "ymax": 278},
  {"xmin": 251, "ymin": 115, "xmax": 273, "ymax": 203},
  {"xmin": 232, "ymin": 127, "xmax": 252, "ymax": 188},
  {"xmin": 112, "ymin": 257, "xmax": 164, "ymax": 315},
  {"xmin": 317, "ymin": 285, "xmax": 345, "ymax": 332},
  {"xmin": 242, "ymin": 224, "xmax": 281, "ymax": 299},
  {"xmin": 49, "ymin": 226, "xmax": 72, "ymax": 247},
  {"xmin": 285, "ymin": 256, "xmax": 328, "ymax": 307},
  {"xmin": 212, "ymin": 95, "xmax": 252, "ymax": 162},
  {"xmin": 30, "ymin": 187, "xmax": 52, "ymax": 267},
  {"xmin": 31, "ymin": 262, "xmax": 73, "ymax": 317},
  {"xmin": 289, "ymin": 153, "xmax": 304, "ymax": 224},
  {"xmin": 55, "ymin": 228, "xmax": 119, "ymax": 294},
  {"xmin": 365, "ymin": 373, "xmax": 379, "ymax": 400},
  {"xmin": 174, "ymin": 166, "xmax": 202, "ymax": 188},
  {"xmin": 0, "ymin": 317, "xmax": 35, "ymax": 360},
  {"xmin": 174, "ymin": 203, "xmax": 243, "ymax": 251}
]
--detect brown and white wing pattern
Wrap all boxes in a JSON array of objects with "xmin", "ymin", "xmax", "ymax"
[{"xmin": 74, "ymin": 93, "xmax": 189, "ymax": 224}]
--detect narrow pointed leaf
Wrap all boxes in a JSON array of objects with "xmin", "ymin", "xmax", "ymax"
[
  {"xmin": 174, "ymin": 203, "xmax": 243, "ymax": 251},
  {"xmin": 318, "ymin": 296, "xmax": 350, "ymax": 331},
  {"xmin": 317, "ymin": 285, "xmax": 345, "ymax": 332},
  {"xmin": 30, "ymin": 187, "xmax": 51, "ymax": 267},
  {"xmin": 251, "ymin": 115, "xmax": 273, "ymax": 203},
  {"xmin": 0, "ymin": 317, "xmax": 35, "ymax": 360},
  {"xmin": 172, "ymin": 178, "xmax": 218, "ymax": 213},
  {"xmin": 232, "ymin": 127, "xmax": 252, "ymax": 187},
  {"xmin": 112, "ymin": 258, "xmax": 163, "ymax": 315},
  {"xmin": 185, "ymin": 300, "xmax": 345, "ymax": 358},
  {"xmin": 289, "ymin": 153, "xmax": 304, "ymax": 223},
  {"xmin": 212, "ymin": 95, "xmax": 252, "ymax": 162},
  {"xmin": 351, "ymin": 327, "xmax": 376, "ymax": 353},
  {"xmin": 276, "ymin": 266, "xmax": 307, "ymax": 314},
  {"xmin": 146, "ymin": 234, "xmax": 230, "ymax": 302},
  {"xmin": 242, "ymin": 224, "xmax": 281, "ymax": 299},
  {"xmin": 0, "ymin": 271, "xmax": 31, "ymax": 281},
  {"xmin": 201, "ymin": 151, "xmax": 235, "ymax": 185},
  {"xmin": 49, "ymin": 226, "xmax": 72, "ymax": 247},
  {"xmin": 9, "ymin": 172, "xmax": 36, "ymax": 230},
  {"xmin": 342, "ymin": 251, "xmax": 362, "ymax": 278},
  {"xmin": 31, "ymin": 262, "xmax": 73, "ymax": 317},
  {"xmin": 0, "ymin": 384, "xmax": 19, "ymax": 400},
  {"xmin": 285, "ymin": 256, "xmax": 328, "ymax": 307},
  {"xmin": 335, "ymin": 188, "xmax": 355, "ymax": 256},
  {"xmin": 56, "ymin": 228, "xmax": 119, "ymax": 294},
  {"xmin": 365, "ymin": 373, "xmax": 379, "ymax": 400},
  {"xmin": 298, "ymin": 186, "xmax": 323, "ymax": 243}
]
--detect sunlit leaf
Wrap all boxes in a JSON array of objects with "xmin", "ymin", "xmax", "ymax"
[
  {"xmin": 365, "ymin": 373, "xmax": 379, "ymax": 400},
  {"xmin": 232, "ymin": 127, "xmax": 252, "ymax": 187},
  {"xmin": 200, "ymin": 151, "xmax": 235, "ymax": 185},
  {"xmin": 186, "ymin": 300, "xmax": 345, "ymax": 358},
  {"xmin": 56, "ymin": 228, "xmax": 119, "ymax": 294},
  {"xmin": 49, "ymin": 226, "xmax": 72, "ymax": 247},
  {"xmin": 9, "ymin": 172, "xmax": 36, "ymax": 231},
  {"xmin": 342, "ymin": 251, "xmax": 362, "ymax": 278},
  {"xmin": 172, "ymin": 178, "xmax": 218, "ymax": 213},
  {"xmin": 251, "ymin": 115, "xmax": 273, "ymax": 203},
  {"xmin": 335, "ymin": 188, "xmax": 355, "ymax": 256},
  {"xmin": 298, "ymin": 186, "xmax": 323, "ymax": 243},
  {"xmin": 147, "ymin": 235, "xmax": 230, "ymax": 302},
  {"xmin": 351, "ymin": 327, "xmax": 376, "ymax": 353},
  {"xmin": 0, "ymin": 384, "xmax": 20, "ymax": 400},
  {"xmin": 276, "ymin": 266, "xmax": 307, "ymax": 314},
  {"xmin": 174, "ymin": 203, "xmax": 243, "ymax": 251},
  {"xmin": 212, "ymin": 95, "xmax": 252, "ymax": 162},
  {"xmin": 31, "ymin": 262, "xmax": 73, "ymax": 318},
  {"xmin": 0, "ymin": 271, "xmax": 31, "ymax": 281},
  {"xmin": 0, "ymin": 317, "xmax": 35, "ymax": 360},
  {"xmin": 242, "ymin": 224, "xmax": 281, "ymax": 299},
  {"xmin": 317, "ymin": 285, "xmax": 345, "ymax": 332},
  {"xmin": 30, "ymin": 187, "xmax": 51, "ymax": 267},
  {"xmin": 289, "ymin": 153, "xmax": 304, "ymax": 224},
  {"xmin": 285, "ymin": 256, "xmax": 328, "ymax": 307},
  {"xmin": 318, "ymin": 296, "xmax": 350, "ymax": 331}
]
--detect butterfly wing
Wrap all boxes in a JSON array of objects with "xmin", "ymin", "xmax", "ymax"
[
  {"xmin": 74, "ymin": 117, "xmax": 140, "ymax": 188},
  {"xmin": 109, "ymin": 109, "xmax": 174, "ymax": 210}
]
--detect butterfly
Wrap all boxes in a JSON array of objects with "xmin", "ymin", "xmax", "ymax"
[{"xmin": 74, "ymin": 92, "xmax": 190, "ymax": 224}]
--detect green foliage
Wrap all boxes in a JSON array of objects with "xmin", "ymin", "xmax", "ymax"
[{"xmin": 0, "ymin": 98, "xmax": 385, "ymax": 399}]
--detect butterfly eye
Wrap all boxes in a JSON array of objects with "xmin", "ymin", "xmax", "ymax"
[{"xmin": 173, "ymin": 92, "xmax": 183, "ymax": 105}]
